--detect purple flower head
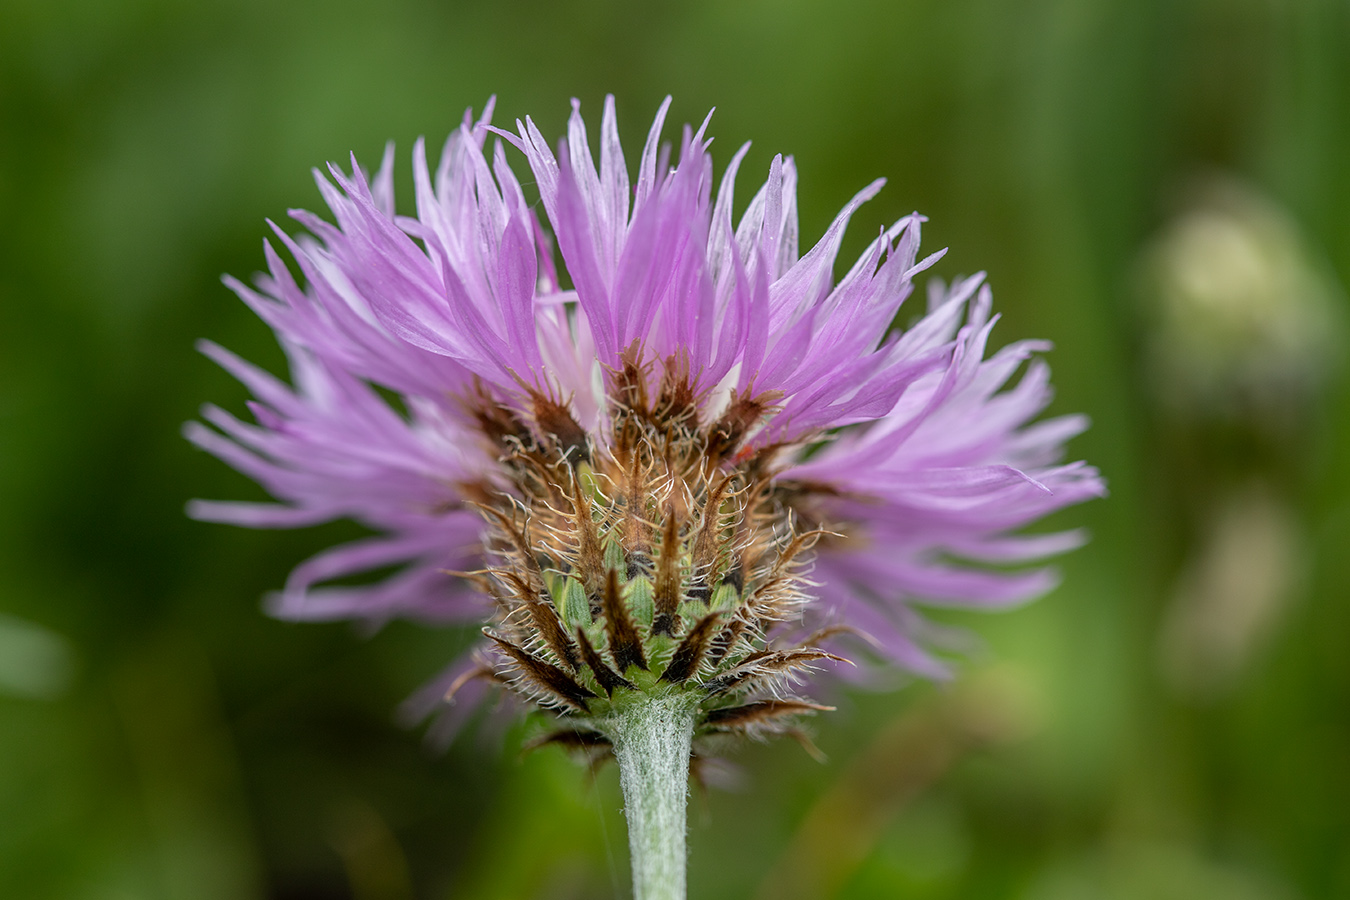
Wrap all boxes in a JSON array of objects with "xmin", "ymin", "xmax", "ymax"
[{"xmin": 189, "ymin": 96, "xmax": 1104, "ymax": 748}]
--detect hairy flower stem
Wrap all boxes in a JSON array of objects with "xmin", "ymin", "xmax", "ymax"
[{"xmin": 609, "ymin": 694, "xmax": 698, "ymax": 900}]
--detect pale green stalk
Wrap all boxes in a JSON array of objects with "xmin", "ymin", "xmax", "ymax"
[{"xmin": 607, "ymin": 694, "xmax": 698, "ymax": 900}]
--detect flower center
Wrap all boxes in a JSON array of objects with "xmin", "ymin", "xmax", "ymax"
[{"xmin": 465, "ymin": 353, "xmax": 843, "ymax": 750}]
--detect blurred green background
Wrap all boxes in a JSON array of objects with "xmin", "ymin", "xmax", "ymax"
[{"xmin": 3, "ymin": 0, "xmax": 1349, "ymax": 897}]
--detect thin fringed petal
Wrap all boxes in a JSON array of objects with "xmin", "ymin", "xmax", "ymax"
[
  {"xmin": 397, "ymin": 651, "xmax": 504, "ymax": 750},
  {"xmin": 272, "ymin": 528, "xmax": 482, "ymax": 625},
  {"xmin": 370, "ymin": 141, "xmax": 397, "ymax": 219},
  {"xmin": 185, "ymin": 499, "xmax": 337, "ymax": 529},
  {"xmin": 189, "ymin": 338, "xmax": 493, "ymax": 627},
  {"xmin": 635, "ymin": 95, "xmax": 673, "ymax": 210}
]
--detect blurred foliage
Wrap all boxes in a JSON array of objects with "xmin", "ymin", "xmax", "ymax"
[{"xmin": 3, "ymin": 0, "xmax": 1350, "ymax": 898}]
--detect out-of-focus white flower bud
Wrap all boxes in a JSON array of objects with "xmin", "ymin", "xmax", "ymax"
[
  {"xmin": 1157, "ymin": 481, "xmax": 1305, "ymax": 699},
  {"xmin": 1139, "ymin": 178, "xmax": 1342, "ymax": 422}
]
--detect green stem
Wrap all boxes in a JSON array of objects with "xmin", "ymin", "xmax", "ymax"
[{"xmin": 608, "ymin": 694, "xmax": 697, "ymax": 900}]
